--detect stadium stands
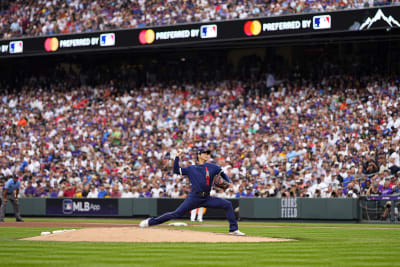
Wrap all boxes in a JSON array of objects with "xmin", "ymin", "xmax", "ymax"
[
  {"xmin": 0, "ymin": 0, "xmax": 396, "ymax": 39},
  {"xmin": 0, "ymin": 61, "xmax": 399, "ymax": 199}
]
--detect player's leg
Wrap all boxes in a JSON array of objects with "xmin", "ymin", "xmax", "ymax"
[
  {"xmin": 147, "ymin": 196, "xmax": 201, "ymax": 226},
  {"xmin": 197, "ymin": 207, "xmax": 204, "ymax": 222},
  {"xmin": 190, "ymin": 208, "xmax": 197, "ymax": 222},
  {"xmin": 9, "ymin": 195, "xmax": 22, "ymax": 221},
  {"xmin": 0, "ymin": 197, "xmax": 6, "ymax": 222},
  {"xmin": 203, "ymin": 197, "xmax": 238, "ymax": 232}
]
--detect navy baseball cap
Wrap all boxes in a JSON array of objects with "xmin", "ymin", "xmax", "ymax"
[{"xmin": 197, "ymin": 148, "xmax": 211, "ymax": 155}]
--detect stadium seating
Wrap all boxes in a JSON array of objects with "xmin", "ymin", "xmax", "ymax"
[
  {"xmin": 0, "ymin": 0, "xmax": 395, "ymax": 39},
  {"xmin": 0, "ymin": 64, "xmax": 399, "ymax": 199}
]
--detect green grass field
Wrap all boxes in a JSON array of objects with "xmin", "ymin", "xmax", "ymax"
[{"xmin": 0, "ymin": 218, "xmax": 399, "ymax": 267}]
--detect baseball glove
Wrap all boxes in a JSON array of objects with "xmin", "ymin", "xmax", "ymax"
[{"xmin": 213, "ymin": 175, "xmax": 230, "ymax": 190}]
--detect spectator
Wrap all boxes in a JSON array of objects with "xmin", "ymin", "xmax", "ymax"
[
  {"xmin": 244, "ymin": 186, "xmax": 255, "ymax": 197},
  {"xmin": 151, "ymin": 183, "xmax": 164, "ymax": 198},
  {"xmin": 104, "ymin": 184, "xmax": 112, "ymax": 198},
  {"xmin": 82, "ymin": 184, "xmax": 90, "ymax": 197},
  {"xmin": 63, "ymin": 184, "xmax": 76, "ymax": 198},
  {"xmin": 121, "ymin": 186, "xmax": 134, "ymax": 198},
  {"xmin": 110, "ymin": 185, "xmax": 121, "ymax": 198},
  {"xmin": 235, "ymin": 186, "xmax": 246, "ymax": 198},
  {"xmin": 367, "ymin": 183, "xmax": 382, "ymax": 196},
  {"xmin": 381, "ymin": 201, "xmax": 392, "ymax": 221},
  {"xmin": 37, "ymin": 187, "xmax": 48, "ymax": 198},
  {"xmin": 314, "ymin": 189, "xmax": 322, "ymax": 198},
  {"xmin": 74, "ymin": 188, "xmax": 83, "ymax": 198},
  {"xmin": 322, "ymin": 185, "xmax": 334, "ymax": 198},
  {"xmin": 87, "ymin": 186, "xmax": 98, "ymax": 198},
  {"xmin": 49, "ymin": 186, "xmax": 60, "ymax": 198},
  {"xmin": 97, "ymin": 185, "xmax": 107, "ymax": 198},
  {"xmin": 380, "ymin": 179, "xmax": 393, "ymax": 196},
  {"xmin": 24, "ymin": 181, "xmax": 37, "ymax": 197},
  {"xmin": 170, "ymin": 186, "xmax": 181, "ymax": 198}
]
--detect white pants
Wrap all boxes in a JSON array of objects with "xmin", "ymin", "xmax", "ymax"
[{"xmin": 190, "ymin": 207, "xmax": 204, "ymax": 222}]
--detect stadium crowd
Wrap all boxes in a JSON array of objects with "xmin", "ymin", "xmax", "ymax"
[
  {"xmin": 0, "ymin": 0, "xmax": 397, "ymax": 39},
  {"xmin": 0, "ymin": 62, "xmax": 399, "ymax": 200}
]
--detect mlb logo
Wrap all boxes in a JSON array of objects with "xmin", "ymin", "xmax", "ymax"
[
  {"xmin": 313, "ymin": 15, "xmax": 331, "ymax": 30},
  {"xmin": 100, "ymin": 33, "xmax": 116, "ymax": 46},
  {"xmin": 63, "ymin": 199, "xmax": 73, "ymax": 214},
  {"xmin": 200, "ymin": 25, "xmax": 217, "ymax": 38},
  {"xmin": 9, "ymin": 41, "xmax": 23, "ymax": 53}
]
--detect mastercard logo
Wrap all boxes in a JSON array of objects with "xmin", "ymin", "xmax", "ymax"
[
  {"xmin": 244, "ymin": 20, "xmax": 262, "ymax": 36},
  {"xmin": 139, "ymin": 29, "xmax": 155, "ymax": 45},
  {"xmin": 44, "ymin": 37, "xmax": 59, "ymax": 52}
]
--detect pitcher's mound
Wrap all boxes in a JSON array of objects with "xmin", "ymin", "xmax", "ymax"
[{"xmin": 22, "ymin": 227, "xmax": 294, "ymax": 243}]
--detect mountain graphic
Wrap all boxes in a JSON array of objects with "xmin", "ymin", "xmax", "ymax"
[{"xmin": 360, "ymin": 9, "xmax": 400, "ymax": 30}]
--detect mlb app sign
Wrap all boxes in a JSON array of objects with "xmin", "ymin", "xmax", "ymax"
[
  {"xmin": 47, "ymin": 198, "xmax": 118, "ymax": 216},
  {"xmin": 100, "ymin": 33, "xmax": 116, "ymax": 46},
  {"xmin": 9, "ymin": 41, "xmax": 23, "ymax": 54},
  {"xmin": 63, "ymin": 199, "xmax": 73, "ymax": 214},
  {"xmin": 313, "ymin": 15, "xmax": 331, "ymax": 29},
  {"xmin": 63, "ymin": 199, "xmax": 101, "ymax": 214}
]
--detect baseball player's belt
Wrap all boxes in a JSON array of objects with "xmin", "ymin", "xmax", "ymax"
[{"xmin": 194, "ymin": 191, "xmax": 209, "ymax": 197}]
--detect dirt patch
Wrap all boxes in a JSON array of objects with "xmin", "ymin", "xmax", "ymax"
[
  {"xmin": 0, "ymin": 221, "xmax": 135, "ymax": 228},
  {"xmin": 21, "ymin": 227, "xmax": 294, "ymax": 243}
]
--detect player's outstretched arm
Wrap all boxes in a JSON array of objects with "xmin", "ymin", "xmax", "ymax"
[{"xmin": 173, "ymin": 150, "xmax": 183, "ymax": 174}]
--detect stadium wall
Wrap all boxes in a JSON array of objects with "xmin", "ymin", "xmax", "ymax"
[{"xmin": 5, "ymin": 198, "xmax": 360, "ymax": 221}]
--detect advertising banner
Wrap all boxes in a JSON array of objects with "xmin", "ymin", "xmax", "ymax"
[
  {"xmin": 0, "ymin": 7, "xmax": 399, "ymax": 57},
  {"xmin": 46, "ymin": 198, "xmax": 118, "ymax": 216}
]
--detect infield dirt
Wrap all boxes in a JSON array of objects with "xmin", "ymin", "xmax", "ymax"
[{"xmin": 21, "ymin": 227, "xmax": 294, "ymax": 243}]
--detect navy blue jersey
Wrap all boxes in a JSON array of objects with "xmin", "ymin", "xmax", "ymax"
[{"xmin": 173, "ymin": 157, "xmax": 231, "ymax": 193}]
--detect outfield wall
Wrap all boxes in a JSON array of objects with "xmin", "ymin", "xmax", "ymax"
[{"xmin": 4, "ymin": 198, "xmax": 360, "ymax": 220}]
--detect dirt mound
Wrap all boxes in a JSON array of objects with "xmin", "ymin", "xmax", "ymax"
[{"xmin": 22, "ymin": 227, "xmax": 295, "ymax": 243}]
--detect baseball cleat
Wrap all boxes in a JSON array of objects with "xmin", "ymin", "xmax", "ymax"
[
  {"xmin": 229, "ymin": 230, "xmax": 246, "ymax": 236},
  {"xmin": 139, "ymin": 218, "xmax": 150, "ymax": 228}
]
